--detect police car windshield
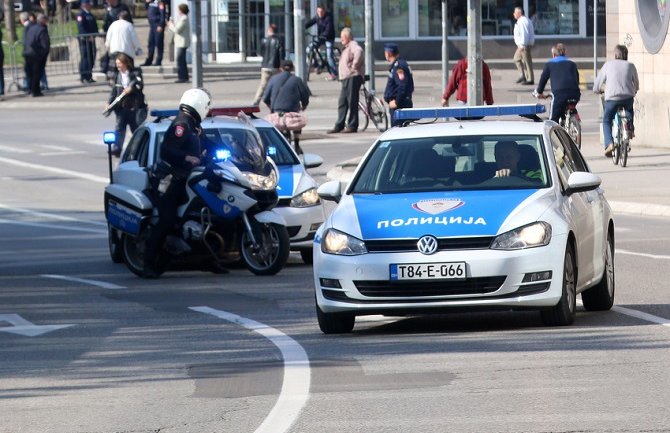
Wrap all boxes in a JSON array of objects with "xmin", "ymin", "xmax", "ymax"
[{"xmin": 351, "ymin": 135, "xmax": 549, "ymax": 194}]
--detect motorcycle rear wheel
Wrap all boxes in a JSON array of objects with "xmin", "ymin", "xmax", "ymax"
[
  {"xmin": 240, "ymin": 222, "xmax": 290, "ymax": 276},
  {"xmin": 122, "ymin": 230, "xmax": 165, "ymax": 278}
]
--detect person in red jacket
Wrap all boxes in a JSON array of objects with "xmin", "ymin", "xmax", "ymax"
[{"xmin": 442, "ymin": 57, "xmax": 494, "ymax": 106}]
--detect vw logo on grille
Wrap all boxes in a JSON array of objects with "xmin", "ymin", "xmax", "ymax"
[{"xmin": 417, "ymin": 235, "xmax": 439, "ymax": 255}]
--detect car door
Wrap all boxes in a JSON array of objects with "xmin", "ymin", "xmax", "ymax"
[
  {"xmin": 115, "ymin": 127, "xmax": 151, "ymax": 190},
  {"xmin": 550, "ymin": 128, "xmax": 596, "ymax": 288}
]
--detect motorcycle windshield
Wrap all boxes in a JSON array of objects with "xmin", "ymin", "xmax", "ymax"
[{"xmin": 203, "ymin": 127, "xmax": 267, "ymax": 173}]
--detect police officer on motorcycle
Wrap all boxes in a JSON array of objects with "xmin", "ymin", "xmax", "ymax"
[{"xmin": 144, "ymin": 88, "xmax": 212, "ymax": 278}]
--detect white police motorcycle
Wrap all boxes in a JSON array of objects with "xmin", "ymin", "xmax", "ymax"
[{"xmin": 103, "ymin": 116, "xmax": 290, "ymax": 278}]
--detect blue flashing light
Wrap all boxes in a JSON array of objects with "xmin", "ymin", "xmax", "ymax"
[
  {"xmin": 393, "ymin": 104, "xmax": 546, "ymax": 122},
  {"xmin": 267, "ymin": 145, "xmax": 277, "ymax": 156},
  {"xmin": 214, "ymin": 148, "xmax": 232, "ymax": 161},
  {"xmin": 150, "ymin": 109, "xmax": 180, "ymax": 118},
  {"xmin": 102, "ymin": 131, "xmax": 116, "ymax": 145}
]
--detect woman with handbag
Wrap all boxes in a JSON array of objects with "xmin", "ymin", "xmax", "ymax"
[
  {"xmin": 262, "ymin": 60, "xmax": 310, "ymax": 155},
  {"xmin": 106, "ymin": 52, "xmax": 148, "ymax": 157}
]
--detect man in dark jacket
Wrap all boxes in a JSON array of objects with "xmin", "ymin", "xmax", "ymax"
[
  {"xmin": 534, "ymin": 43, "xmax": 581, "ymax": 124},
  {"xmin": 262, "ymin": 60, "xmax": 310, "ymax": 155},
  {"xmin": 382, "ymin": 43, "xmax": 414, "ymax": 127},
  {"xmin": 24, "ymin": 13, "xmax": 50, "ymax": 97},
  {"xmin": 142, "ymin": 0, "xmax": 166, "ymax": 66},
  {"xmin": 305, "ymin": 4, "xmax": 337, "ymax": 80},
  {"xmin": 101, "ymin": 0, "xmax": 133, "ymax": 73},
  {"xmin": 144, "ymin": 88, "xmax": 211, "ymax": 278},
  {"xmin": 252, "ymin": 23, "xmax": 284, "ymax": 106},
  {"xmin": 77, "ymin": 0, "xmax": 99, "ymax": 84}
]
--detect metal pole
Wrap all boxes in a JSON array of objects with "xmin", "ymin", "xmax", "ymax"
[
  {"xmin": 593, "ymin": 0, "xmax": 598, "ymax": 79},
  {"xmin": 294, "ymin": 0, "xmax": 306, "ymax": 80},
  {"xmin": 191, "ymin": 0, "xmax": 203, "ymax": 88},
  {"xmin": 442, "ymin": 0, "xmax": 449, "ymax": 93},
  {"xmin": 467, "ymin": 0, "xmax": 482, "ymax": 105},
  {"xmin": 365, "ymin": 0, "xmax": 374, "ymax": 91},
  {"xmin": 239, "ymin": 0, "xmax": 247, "ymax": 63},
  {"xmin": 285, "ymin": 1, "xmax": 293, "ymax": 59}
]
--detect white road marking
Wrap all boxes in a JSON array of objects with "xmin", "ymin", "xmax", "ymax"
[
  {"xmin": 39, "ymin": 151, "xmax": 87, "ymax": 157},
  {"xmin": 0, "ymin": 218, "xmax": 105, "ymax": 234},
  {"xmin": 617, "ymin": 249, "xmax": 670, "ymax": 260},
  {"xmin": 0, "ymin": 203, "xmax": 107, "ymax": 226},
  {"xmin": 612, "ymin": 305, "xmax": 670, "ymax": 327},
  {"xmin": 40, "ymin": 145, "xmax": 72, "ymax": 151},
  {"xmin": 0, "ymin": 156, "xmax": 108, "ymax": 183},
  {"xmin": 0, "ymin": 145, "xmax": 32, "ymax": 154},
  {"xmin": 189, "ymin": 306, "xmax": 310, "ymax": 433},
  {"xmin": 0, "ymin": 313, "xmax": 75, "ymax": 337},
  {"xmin": 41, "ymin": 274, "xmax": 126, "ymax": 290}
]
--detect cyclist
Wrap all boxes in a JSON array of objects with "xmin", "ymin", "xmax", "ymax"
[
  {"xmin": 383, "ymin": 43, "xmax": 414, "ymax": 127},
  {"xmin": 593, "ymin": 44, "xmax": 639, "ymax": 157},
  {"xmin": 534, "ymin": 43, "xmax": 580, "ymax": 124},
  {"xmin": 304, "ymin": 4, "xmax": 337, "ymax": 80}
]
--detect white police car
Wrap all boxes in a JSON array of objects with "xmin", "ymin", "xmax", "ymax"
[
  {"xmin": 107, "ymin": 107, "xmax": 325, "ymax": 264},
  {"xmin": 313, "ymin": 104, "xmax": 615, "ymax": 333}
]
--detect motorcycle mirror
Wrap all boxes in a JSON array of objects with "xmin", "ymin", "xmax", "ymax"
[{"xmin": 103, "ymin": 131, "xmax": 116, "ymax": 146}]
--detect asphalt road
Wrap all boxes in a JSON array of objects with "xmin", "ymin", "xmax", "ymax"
[{"xmin": 2, "ymin": 101, "xmax": 670, "ymax": 432}]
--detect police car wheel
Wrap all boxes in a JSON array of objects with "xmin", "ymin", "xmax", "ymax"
[
  {"xmin": 541, "ymin": 242, "xmax": 576, "ymax": 326},
  {"xmin": 582, "ymin": 232, "xmax": 615, "ymax": 311},
  {"xmin": 316, "ymin": 302, "xmax": 355, "ymax": 334},
  {"xmin": 108, "ymin": 224, "xmax": 124, "ymax": 264},
  {"xmin": 300, "ymin": 248, "xmax": 313, "ymax": 264}
]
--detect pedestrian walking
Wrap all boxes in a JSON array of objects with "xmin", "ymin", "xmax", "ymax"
[
  {"xmin": 382, "ymin": 43, "xmax": 414, "ymax": 127},
  {"xmin": 76, "ymin": 0, "xmax": 99, "ymax": 84},
  {"xmin": 105, "ymin": 10, "xmax": 142, "ymax": 79},
  {"xmin": 167, "ymin": 3, "xmax": 190, "ymax": 83},
  {"xmin": 106, "ymin": 53, "xmax": 147, "ymax": 157},
  {"xmin": 101, "ymin": 0, "xmax": 133, "ymax": 74},
  {"xmin": 442, "ymin": 57, "xmax": 494, "ymax": 106},
  {"xmin": 262, "ymin": 60, "xmax": 310, "ymax": 155},
  {"xmin": 513, "ymin": 6, "xmax": 535, "ymax": 85},
  {"xmin": 252, "ymin": 23, "xmax": 284, "ymax": 106},
  {"xmin": 327, "ymin": 27, "xmax": 364, "ymax": 134},
  {"xmin": 142, "ymin": 0, "xmax": 167, "ymax": 66},
  {"xmin": 24, "ymin": 13, "xmax": 50, "ymax": 97}
]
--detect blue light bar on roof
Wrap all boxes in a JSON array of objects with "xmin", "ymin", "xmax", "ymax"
[
  {"xmin": 150, "ymin": 109, "xmax": 179, "ymax": 118},
  {"xmin": 394, "ymin": 104, "xmax": 546, "ymax": 122}
]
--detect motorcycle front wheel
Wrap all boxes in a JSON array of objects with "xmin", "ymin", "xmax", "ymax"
[{"xmin": 240, "ymin": 222, "xmax": 290, "ymax": 276}]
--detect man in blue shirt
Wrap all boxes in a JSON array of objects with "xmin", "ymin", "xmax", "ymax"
[
  {"xmin": 534, "ymin": 43, "xmax": 581, "ymax": 124},
  {"xmin": 383, "ymin": 43, "xmax": 414, "ymax": 127}
]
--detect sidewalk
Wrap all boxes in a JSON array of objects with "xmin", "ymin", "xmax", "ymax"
[{"xmin": 2, "ymin": 58, "xmax": 669, "ymax": 218}]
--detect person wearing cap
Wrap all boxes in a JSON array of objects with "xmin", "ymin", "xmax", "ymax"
[
  {"xmin": 327, "ymin": 27, "xmax": 364, "ymax": 133},
  {"xmin": 383, "ymin": 43, "xmax": 414, "ymax": 127},
  {"xmin": 262, "ymin": 60, "xmax": 311, "ymax": 154},
  {"xmin": 77, "ymin": 0, "xmax": 99, "ymax": 84}
]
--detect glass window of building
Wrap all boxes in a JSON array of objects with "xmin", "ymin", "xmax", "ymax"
[
  {"xmin": 418, "ymin": 0, "xmax": 443, "ymax": 36},
  {"xmin": 529, "ymin": 0, "xmax": 579, "ymax": 35},
  {"xmin": 381, "ymin": 0, "xmax": 410, "ymax": 37},
  {"xmin": 334, "ymin": 1, "xmax": 365, "ymax": 35}
]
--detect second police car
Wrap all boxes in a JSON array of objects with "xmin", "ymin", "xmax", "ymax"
[
  {"xmin": 106, "ymin": 107, "xmax": 325, "ymax": 265},
  {"xmin": 313, "ymin": 105, "xmax": 615, "ymax": 333}
]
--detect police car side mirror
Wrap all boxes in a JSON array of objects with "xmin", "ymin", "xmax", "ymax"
[
  {"xmin": 302, "ymin": 153, "xmax": 323, "ymax": 169},
  {"xmin": 566, "ymin": 172, "xmax": 601, "ymax": 195},
  {"xmin": 317, "ymin": 180, "xmax": 342, "ymax": 203}
]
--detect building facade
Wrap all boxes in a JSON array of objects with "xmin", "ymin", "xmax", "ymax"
[{"xmin": 199, "ymin": 0, "xmax": 606, "ymax": 62}]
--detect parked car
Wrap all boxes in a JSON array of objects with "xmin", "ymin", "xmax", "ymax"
[{"xmin": 313, "ymin": 104, "xmax": 615, "ymax": 333}]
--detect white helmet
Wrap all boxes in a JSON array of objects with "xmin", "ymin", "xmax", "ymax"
[{"xmin": 179, "ymin": 88, "xmax": 211, "ymax": 122}]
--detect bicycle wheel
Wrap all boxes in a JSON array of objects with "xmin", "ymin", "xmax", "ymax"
[
  {"xmin": 333, "ymin": 47, "xmax": 341, "ymax": 69},
  {"xmin": 369, "ymin": 97, "xmax": 389, "ymax": 132},
  {"xmin": 358, "ymin": 99, "xmax": 370, "ymax": 132},
  {"xmin": 306, "ymin": 50, "xmax": 317, "ymax": 81},
  {"xmin": 612, "ymin": 120, "xmax": 621, "ymax": 165},
  {"xmin": 568, "ymin": 114, "xmax": 581, "ymax": 149},
  {"xmin": 620, "ymin": 137, "xmax": 629, "ymax": 167}
]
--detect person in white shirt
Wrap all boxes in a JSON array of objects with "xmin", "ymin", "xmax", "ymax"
[
  {"xmin": 513, "ymin": 6, "xmax": 535, "ymax": 85},
  {"xmin": 105, "ymin": 10, "xmax": 142, "ymax": 78}
]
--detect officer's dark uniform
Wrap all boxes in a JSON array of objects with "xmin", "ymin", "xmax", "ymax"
[
  {"xmin": 383, "ymin": 45, "xmax": 415, "ymax": 127},
  {"xmin": 143, "ymin": 0, "xmax": 167, "ymax": 66},
  {"xmin": 77, "ymin": 1, "xmax": 99, "ymax": 82},
  {"xmin": 101, "ymin": 1, "xmax": 133, "ymax": 73},
  {"xmin": 144, "ymin": 109, "xmax": 201, "ymax": 274}
]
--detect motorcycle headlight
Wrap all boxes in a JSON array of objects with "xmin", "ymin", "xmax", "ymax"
[
  {"xmin": 321, "ymin": 228, "xmax": 367, "ymax": 256},
  {"xmin": 290, "ymin": 188, "xmax": 321, "ymax": 208},
  {"xmin": 242, "ymin": 169, "xmax": 278, "ymax": 190},
  {"xmin": 490, "ymin": 222, "xmax": 552, "ymax": 250}
]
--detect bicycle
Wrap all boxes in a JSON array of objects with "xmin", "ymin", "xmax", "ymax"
[
  {"xmin": 358, "ymin": 75, "xmax": 389, "ymax": 132},
  {"xmin": 305, "ymin": 34, "xmax": 340, "ymax": 81},
  {"xmin": 533, "ymin": 92, "xmax": 582, "ymax": 148},
  {"xmin": 611, "ymin": 106, "xmax": 632, "ymax": 167}
]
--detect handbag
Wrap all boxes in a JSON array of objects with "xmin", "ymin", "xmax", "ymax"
[{"xmin": 266, "ymin": 111, "xmax": 307, "ymax": 132}]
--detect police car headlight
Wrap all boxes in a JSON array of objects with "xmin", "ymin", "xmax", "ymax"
[
  {"xmin": 242, "ymin": 170, "xmax": 278, "ymax": 191},
  {"xmin": 291, "ymin": 188, "xmax": 321, "ymax": 208},
  {"xmin": 321, "ymin": 228, "xmax": 367, "ymax": 255},
  {"xmin": 490, "ymin": 222, "xmax": 552, "ymax": 250}
]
